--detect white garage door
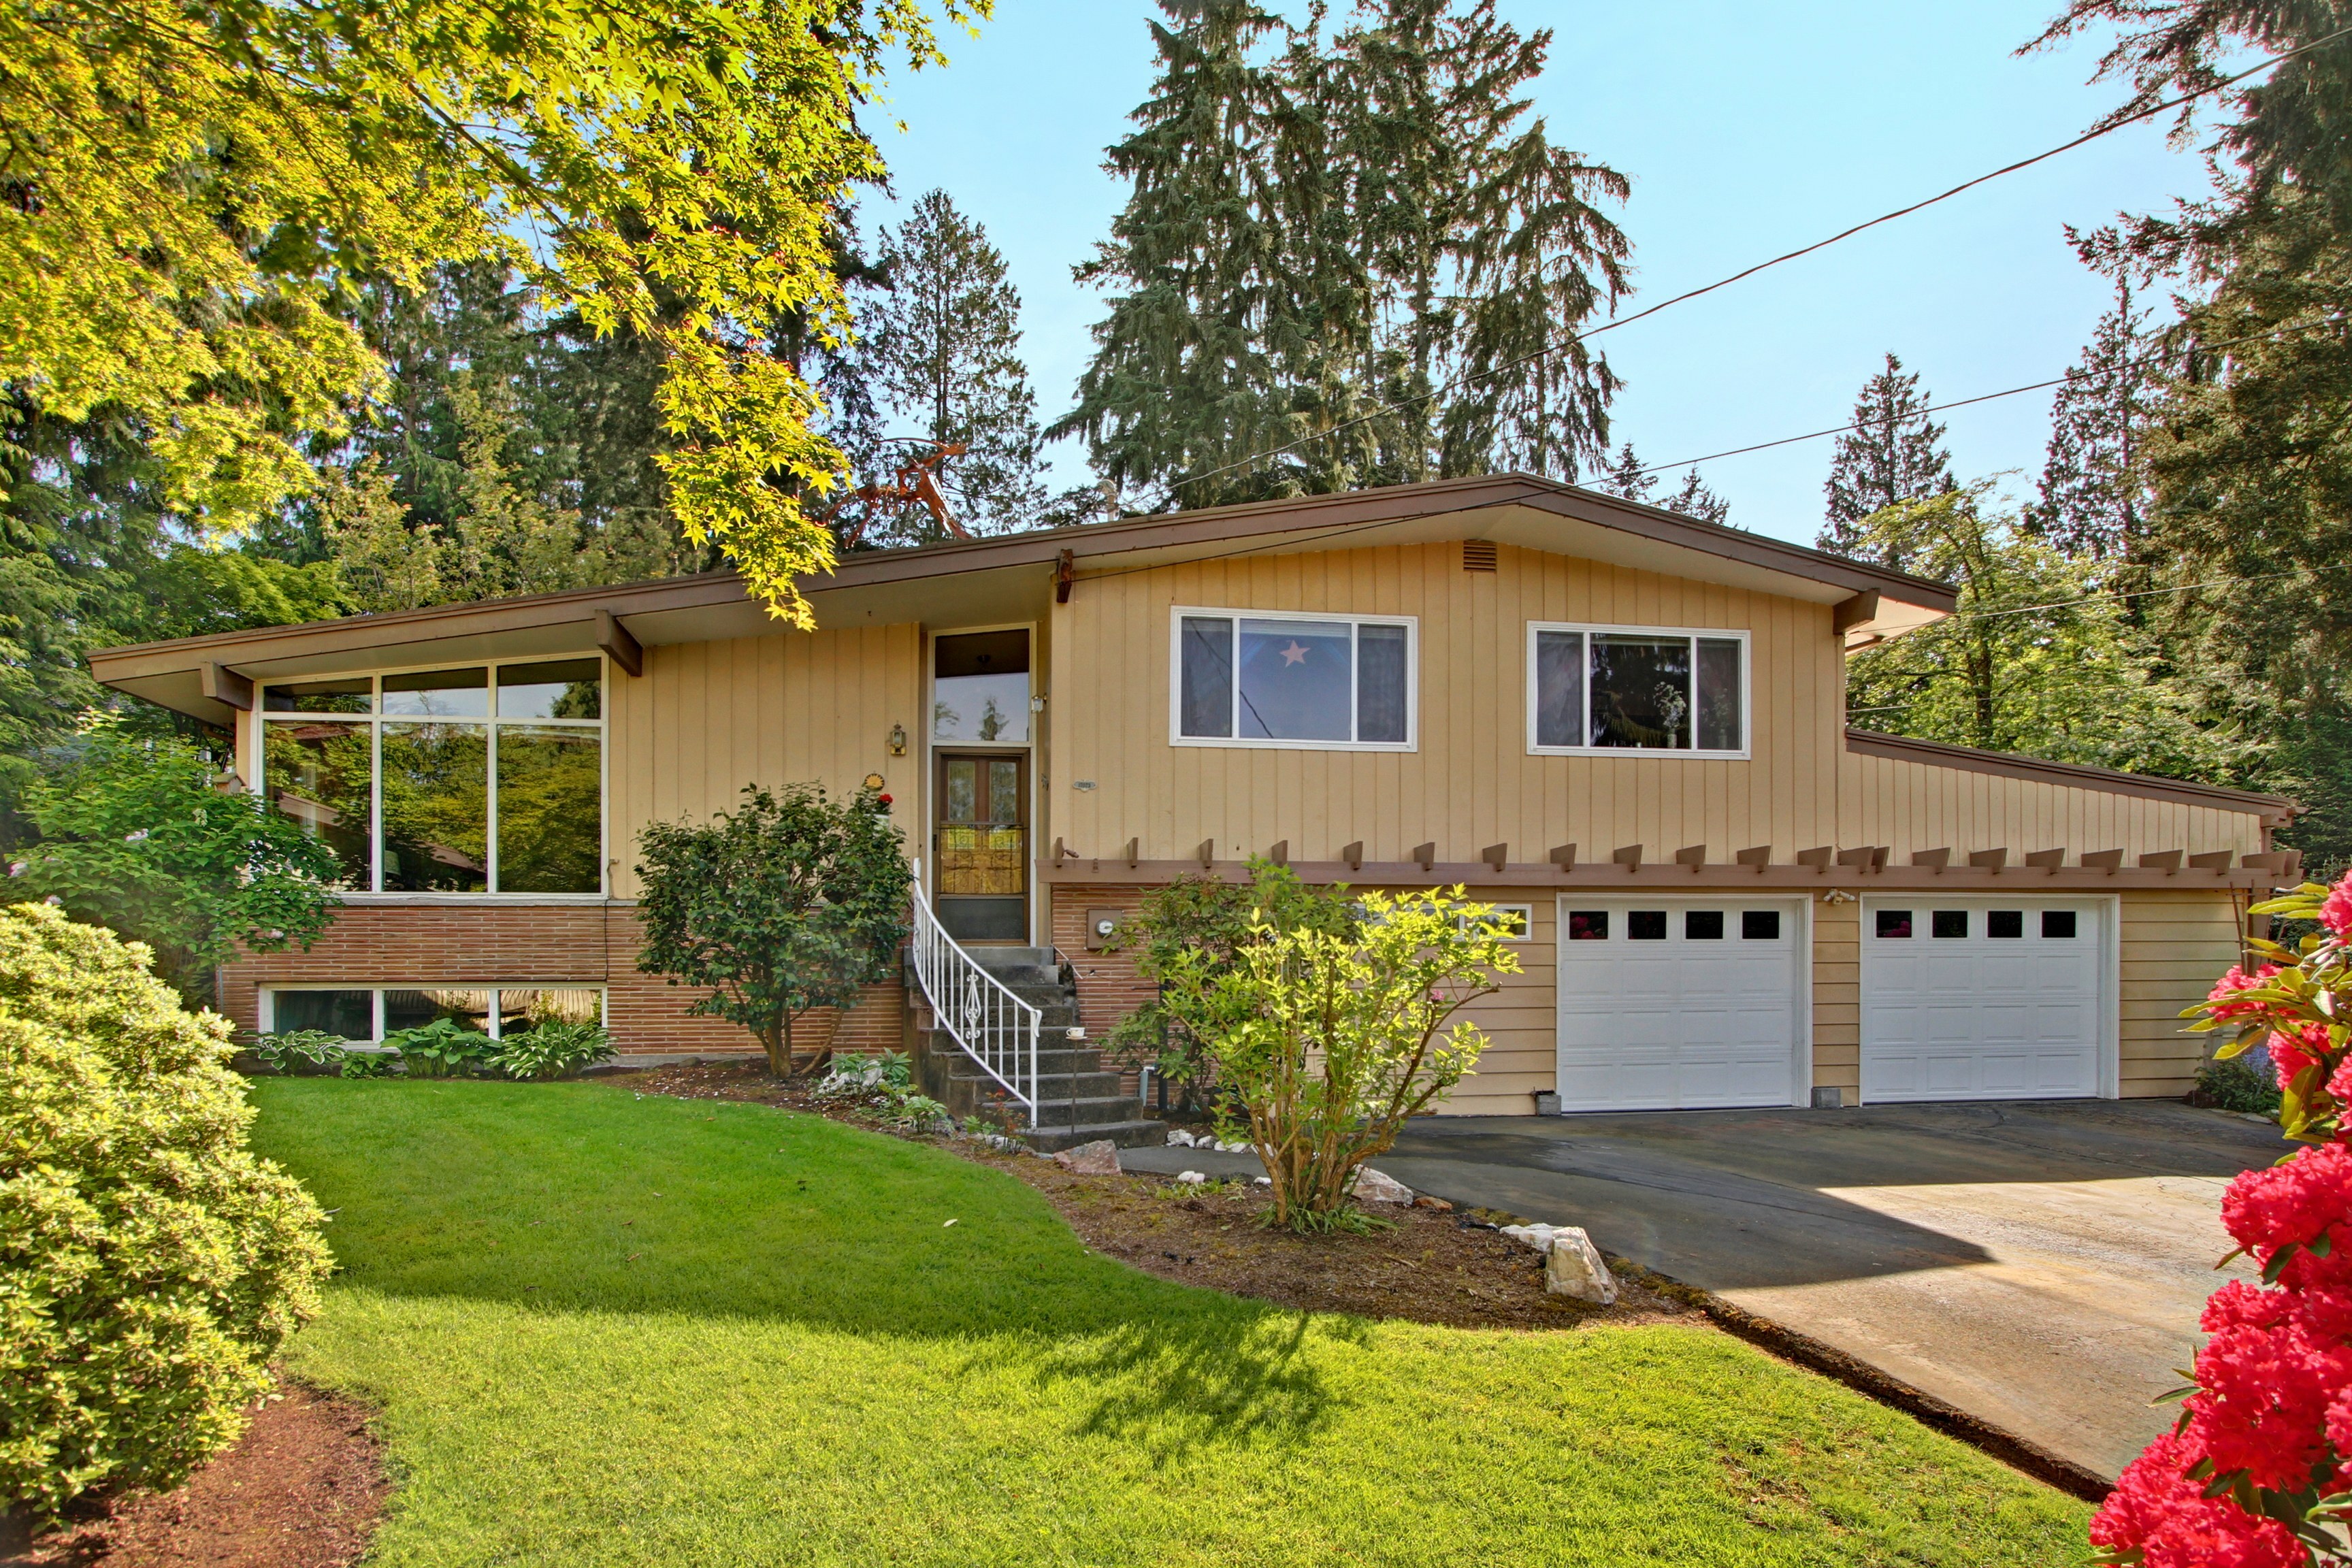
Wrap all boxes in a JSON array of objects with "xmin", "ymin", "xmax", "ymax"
[
  {"xmin": 1861, "ymin": 898, "xmax": 2108, "ymax": 1103},
  {"xmin": 1554, "ymin": 898, "xmax": 1806, "ymax": 1111}
]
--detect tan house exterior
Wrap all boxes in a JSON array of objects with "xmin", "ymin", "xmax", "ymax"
[{"xmin": 91, "ymin": 475, "xmax": 2296, "ymax": 1118}]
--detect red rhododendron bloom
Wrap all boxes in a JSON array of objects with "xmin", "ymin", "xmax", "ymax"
[
  {"xmin": 2271, "ymin": 1022, "xmax": 2332, "ymax": 1091},
  {"xmin": 2186, "ymin": 1316, "xmax": 2352, "ymax": 1489},
  {"xmin": 2209, "ymin": 964, "xmax": 2283, "ymax": 1020},
  {"xmin": 2223, "ymin": 1142, "xmax": 2352, "ymax": 1286},
  {"xmin": 2091, "ymin": 1433, "xmax": 2308, "ymax": 1568},
  {"xmin": 2321, "ymin": 870, "xmax": 2352, "ymax": 938}
]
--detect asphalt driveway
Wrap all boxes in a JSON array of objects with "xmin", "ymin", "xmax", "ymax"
[{"xmin": 1128, "ymin": 1099, "xmax": 2280, "ymax": 1480}]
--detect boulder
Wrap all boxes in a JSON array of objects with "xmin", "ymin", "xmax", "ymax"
[
  {"xmin": 1166, "ymin": 1129, "xmax": 1196, "ymax": 1147},
  {"xmin": 1543, "ymin": 1227, "xmax": 1618, "ymax": 1305},
  {"xmin": 1175, "ymin": 1170, "xmax": 1208, "ymax": 1185},
  {"xmin": 1351, "ymin": 1167, "xmax": 1415, "ymax": 1205},
  {"xmin": 1052, "ymin": 1139, "xmax": 1122, "ymax": 1175},
  {"xmin": 1499, "ymin": 1222, "xmax": 1565, "ymax": 1254}
]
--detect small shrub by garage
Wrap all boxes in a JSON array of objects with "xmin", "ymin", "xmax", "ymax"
[{"xmin": 0, "ymin": 903, "xmax": 332, "ymax": 1520}]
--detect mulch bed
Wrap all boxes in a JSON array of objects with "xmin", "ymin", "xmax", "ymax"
[
  {"xmin": 14, "ymin": 1385, "xmax": 385, "ymax": 1568},
  {"xmin": 613, "ymin": 1060, "xmax": 1700, "ymax": 1332}
]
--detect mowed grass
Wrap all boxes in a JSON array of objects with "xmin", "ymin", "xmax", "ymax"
[{"xmin": 249, "ymin": 1079, "xmax": 2093, "ymax": 1567}]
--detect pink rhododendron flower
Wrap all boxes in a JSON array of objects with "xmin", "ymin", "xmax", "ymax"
[
  {"xmin": 2210, "ymin": 964, "xmax": 2283, "ymax": 1021},
  {"xmin": 2091, "ymin": 1432, "xmax": 2307, "ymax": 1568},
  {"xmin": 2322, "ymin": 869, "xmax": 2352, "ymax": 938},
  {"xmin": 2223, "ymin": 1142, "xmax": 2352, "ymax": 1285},
  {"xmin": 2269, "ymin": 1022, "xmax": 2332, "ymax": 1092},
  {"xmin": 2186, "ymin": 1314, "xmax": 2352, "ymax": 1489}
]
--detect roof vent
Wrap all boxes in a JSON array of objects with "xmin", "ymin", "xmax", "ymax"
[{"xmin": 1461, "ymin": 540, "xmax": 1498, "ymax": 572}]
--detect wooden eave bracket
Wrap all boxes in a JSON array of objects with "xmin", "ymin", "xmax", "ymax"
[
  {"xmin": 595, "ymin": 609, "xmax": 643, "ymax": 678},
  {"xmin": 1548, "ymin": 843, "xmax": 1578, "ymax": 870},
  {"xmin": 1737, "ymin": 845, "xmax": 1771, "ymax": 871},
  {"xmin": 2140, "ymin": 850, "xmax": 2185, "ymax": 875},
  {"xmin": 1124, "ymin": 837, "xmax": 1140, "ymax": 870},
  {"xmin": 2082, "ymin": 849, "xmax": 2125, "ymax": 874},
  {"xmin": 1268, "ymin": 840, "xmax": 1290, "ymax": 867},
  {"xmin": 1412, "ymin": 841, "xmax": 1437, "ymax": 872},
  {"xmin": 2025, "ymin": 847, "xmax": 2068, "ymax": 872},
  {"xmin": 1197, "ymin": 838, "xmax": 1217, "ymax": 870},
  {"xmin": 1834, "ymin": 589, "xmax": 1882, "ymax": 640},
  {"xmin": 1482, "ymin": 843, "xmax": 1509, "ymax": 872},
  {"xmin": 1797, "ymin": 846, "xmax": 1833, "ymax": 872},
  {"xmin": 1970, "ymin": 848, "xmax": 2009, "ymax": 872},
  {"xmin": 1340, "ymin": 840, "xmax": 1365, "ymax": 871},
  {"xmin": 1612, "ymin": 844, "xmax": 1643, "ymax": 872},
  {"xmin": 1674, "ymin": 844, "xmax": 1705, "ymax": 872},
  {"xmin": 199, "ymin": 661, "xmax": 252, "ymax": 712},
  {"xmin": 2188, "ymin": 851, "xmax": 2235, "ymax": 872},
  {"xmin": 1912, "ymin": 847, "xmax": 1952, "ymax": 872},
  {"xmin": 1056, "ymin": 549, "xmax": 1075, "ymax": 604}
]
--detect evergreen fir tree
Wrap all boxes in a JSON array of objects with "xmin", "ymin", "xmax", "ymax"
[
  {"xmin": 1594, "ymin": 441, "xmax": 1728, "ymax": 524},
  {"xmin": 857, "ymin": 191, "xmax": 1049, "ymax": 539},
  {"xmin": 1819, "ymin": 353, "xmax": 1957, "ymax": 568},
  {"xmin": 1055, "ymin": 0, "xmax": 1630, "ymax": 509},
  {"xmin": 2027, "ymin": 231, "xmax": 2158, "ymax": 564}
]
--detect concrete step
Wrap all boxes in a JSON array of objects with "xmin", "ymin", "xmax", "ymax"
[
  {"xmin": 914, "ymin": 1032, "xmax": 1105, "ymax": 1077},
  {"xmin": 1018, "ymin": 1119, "xmax": 1171, "ymax": 1154},
  {"xmin": 937, "ymin": 1073, "xmax": 1128, "ymax": 1118}
]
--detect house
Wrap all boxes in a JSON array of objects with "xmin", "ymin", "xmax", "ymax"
[{"xmin": 91, "ymin": 474, "xmax": 2296, "ymax": 1139}]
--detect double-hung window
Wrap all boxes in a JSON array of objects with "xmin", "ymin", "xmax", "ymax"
[
  {"xmin": 1172, "ymin": 609, "xmax": 1416, "ymax": 749},
  {"xmin": 259, "ymin": 659, "xmax": 606, "ymax": 894},
  {"xmin": 1526, "ymin": 623, "xmax": 1749, "ymax": 757}
]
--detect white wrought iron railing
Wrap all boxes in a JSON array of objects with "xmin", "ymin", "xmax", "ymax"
[{"xmin": 907, "ymin": 862, "xmax": 1041, "ymax": 1128}]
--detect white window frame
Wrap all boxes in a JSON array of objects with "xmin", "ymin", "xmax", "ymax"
[
  {"xmin": 253, "ymin": 655, "xmax": 609, "ymax": 900},
  {"xmin": 1169, "ymin": 606, "xmax": 1419, "ymax": 753},
  {"xmin": 1524, "ymin": 621, "xmax": 1752, "ymax": 760},
  {"xmin": 1479, "ymin": 903, "xmax": 1535, "ymax": 943},
  {"xmin": 260, "ymin": 985, "xmax": 608, "ymax": 1043}
]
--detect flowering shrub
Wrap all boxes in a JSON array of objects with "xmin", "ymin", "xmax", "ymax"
[
  {"xmin": 811, "ymin": 1052, "xmax": 951, "ymax": 1132},
  {"xmin": 2091, "ymin": 870, "xmax": 2352, "ymax": 1565}
]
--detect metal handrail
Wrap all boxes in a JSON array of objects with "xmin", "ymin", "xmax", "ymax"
[{"xmin": 907, "ymin": 863, "xmax": 1041, "ymax": 1128}]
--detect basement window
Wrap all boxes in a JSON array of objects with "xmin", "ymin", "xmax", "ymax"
[{"xmin": 263, "ymin": 985, "xmax": 605, "ymax": 1042}]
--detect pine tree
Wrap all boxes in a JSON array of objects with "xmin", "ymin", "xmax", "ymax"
[
  {"xmin": 1819, "ymin": 353, "xmax": 1957, "ymax": 567},
  {"xmin": 2027, "ymin": 232, "xmax": 2158, "ymax": 564},
  {"xmin": 856, "ymin": 191, "xmax": 1048, "ymax": 540},
  {"xmin": 1660, "ymin": 468, "xmax": 1729, "ymax": 527},
  {"xmin": 1594, "ymin": 441, "xmax": 1730, "ymax": 525},
  {"xmin": 1055, "ymin": 0, "xmax": 1630, "ymax": 509}
]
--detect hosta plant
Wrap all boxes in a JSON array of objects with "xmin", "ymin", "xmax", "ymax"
[
  {"xmin": 2091, "ymin": 870, "xmax": 2352, "ymax": 1566},
  {"xmin": 250, "ymin": 1028, "xmax": 349, "ymax": 1076},
  {"xmin": 492, "ymin": 1022, "xmax": 616, "ymax": 1081},
  {"xmin": 383, "ymin": 1016, "xmax": 495, "ymax": 1079}
]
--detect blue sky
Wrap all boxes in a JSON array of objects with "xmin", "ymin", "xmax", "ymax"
[{"xmin": 864, "ymin": 1, "xmax": 2220, "ymax": 548}]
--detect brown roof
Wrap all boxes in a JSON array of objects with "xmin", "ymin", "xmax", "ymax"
[{"xmin": 91, "ymin": 473, "xmax": 1958, "ymax": 722}]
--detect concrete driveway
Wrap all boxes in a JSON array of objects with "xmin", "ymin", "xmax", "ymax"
[{"xmin": 1126, "ymin": 1099, "xmax": 2278, "ymax": 1480}]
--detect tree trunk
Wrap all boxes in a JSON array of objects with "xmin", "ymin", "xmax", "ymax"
[{"xmin": 760, "ymin": 1015, "xmax": 789, "ymax": 1077}]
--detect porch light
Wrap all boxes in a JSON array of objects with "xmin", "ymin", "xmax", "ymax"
[{"xmin": 887, "ymin": 723, "xmax": 907, "ymax": 756}]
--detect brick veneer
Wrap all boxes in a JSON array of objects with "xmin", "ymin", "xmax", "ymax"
[
  {"xmin": 220, "ymin": 901, "xmax": 906, "ymax": 1057},
  {"xmin": 1049, "ymin": 883, "xmax": 1165, "ymax": 1097}
]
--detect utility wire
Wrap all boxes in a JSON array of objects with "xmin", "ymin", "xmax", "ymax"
[
  {"xmin": 1629, "ymin": 314, "xmax": 2344, "ymax": 479},
  {"xmin": 1172, "ymin": 22, "xmax": 2352, "ymax": 495}
]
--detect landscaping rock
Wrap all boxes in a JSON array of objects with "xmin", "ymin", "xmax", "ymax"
[
  {"xmin": 1053, "ymin": 1140, "xmax": 1122, "ymax": 1175},
  {"xmin": 1499, "ymin": 1222, "xmax": 1567, "ymax": 1254},
  {"xmin": 1412, "ymin": 1195, "xmax": 1453, "ymax": 1212},
  {"xmin": 1176, "ymin": 1170, "xmax": 1208, "ymax": 1184},
  {"xmin": 1352, "ymin": 1167, "xmax": 1414, "ymax": 1205},
  {"xmin": 1544, "ymin": 1228, "xmax": 1618, "ymax": 1305},
  {"xmin": 1166, "ymin": 1129, "xmax": 1196, "ymax": 1147}
]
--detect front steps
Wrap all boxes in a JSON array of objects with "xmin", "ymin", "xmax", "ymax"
[{"xmin": 911, "ymin": 946, "xmax": 1166, "ymax": 1152}]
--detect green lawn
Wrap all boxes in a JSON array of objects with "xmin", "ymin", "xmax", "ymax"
[{"xmin": 248, "ymin": 1079, "xmax": 2093, "ymax": 1567}]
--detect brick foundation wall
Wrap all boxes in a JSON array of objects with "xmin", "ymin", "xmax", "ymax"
[
  {"xmin": 1050, "ymin": 884, "xmax": 1164, "ymax": 1097},
  {"xmin": 222, "ymin": 901, "xmax": 906, "ymax": 1058}
]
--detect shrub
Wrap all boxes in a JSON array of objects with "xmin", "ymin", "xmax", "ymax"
[
  {"xmin": 1101, "ymin": 862, "xmax": 1352, "ymax": 1113},
  {"xmin": 492, "ymin": 1020, "xmax": 616, "ymax": 1081},
  {"xmin": 2089, "ymin": 870, "xmax": 2352, "ymax": 1565},
  {"xmin": 1156, "ymin": 871, "xmax": 1520, "ymax": 1232},
  {"xmin": 636, "ymin": 782, "xmax": 910, "ymax": 1077},
  {"xmin": 382, "ymin": 1016, "xmax": 495, "ymax": 1078},
  {"xmin": 0, "ymin": 903, "xmax": 331, "ymax": 1518},
  {"xmin": 250, "ymin": 1028, "xmax": 350, "ymax": 1076},
  {"xmin": 13, "ymin": 725, "xmax": 340, "ymax": 1007},
  {"xmin": 2195, "ymin": 1053, "xmax": 2283, "ymax": 1117}
]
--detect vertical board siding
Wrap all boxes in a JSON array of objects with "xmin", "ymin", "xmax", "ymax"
[
  {"xmin": 1051, "ymin": 542, "xmax": 1846, "ymax": 862},
  {"xmin": 2119, "ymin": 889, "xmax": 2250, "ymax": 1094},
  {"xmin": 608, "ymin": 623, "xmax": 922, "ymax": 898},
  {"xmin": 1842, "ymin": 751, "xmax": 2266, "ymax": 863}
]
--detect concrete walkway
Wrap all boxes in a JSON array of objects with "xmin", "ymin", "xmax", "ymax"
[{"xmin": 1127, "ymin": 1100, "xmax": 2279, "ymax": 1480}]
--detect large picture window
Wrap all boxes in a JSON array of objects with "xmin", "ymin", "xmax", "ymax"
[
  {"xmin": 261, "ymin": 658, "xmax": 604, "ymax": 894},
  {"xmin": 1172, "ymin": 609, "xmax": 1415, "ymax": 749},
  {"xmin": 1526, "ymin": 623, "xmax": 1748, "ymax": 757}
]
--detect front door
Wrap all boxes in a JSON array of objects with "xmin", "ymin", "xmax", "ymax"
[{"xmin": 935, "ymin": 752, "xmax": 1028, "ymax": 943}]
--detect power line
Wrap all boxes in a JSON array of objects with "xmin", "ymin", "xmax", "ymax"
[
  {"xmin": 1173, "ymin": 22, "xmax": 2352, "ymax": 495},
  {"xmin": 1629, "ymin": 314, "xmax": 2341, "ymax": 480}
]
